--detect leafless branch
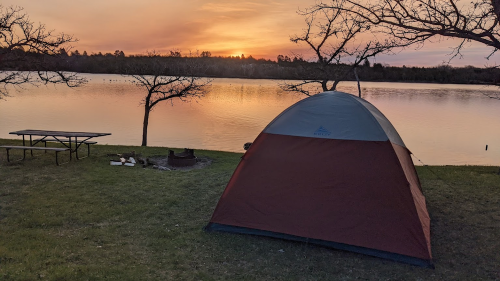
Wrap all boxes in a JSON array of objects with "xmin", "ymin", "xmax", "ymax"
[
  {"xmin": 315, "ymin": 0, "xmax": 500, "ymax": 60},
  {"xmin": 282, "ymin": 1, "xmax": 412, "ymax": 97},
  {"xmin": 279, "ymin": 79, "xmax": 325, "ymax": 96},
  {"xmin": 0, "ymin": 5, "xmax": 85, "ymax": 99}
]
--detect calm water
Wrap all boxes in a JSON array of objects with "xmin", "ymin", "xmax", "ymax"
[{"xmin": 1, "ymin": 73, "xmax": 499, "ymax": 165}]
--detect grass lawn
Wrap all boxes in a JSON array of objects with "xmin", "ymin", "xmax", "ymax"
[{"xmin": 0, "ymin": 138, "xmax": 499, "ymax": 280}]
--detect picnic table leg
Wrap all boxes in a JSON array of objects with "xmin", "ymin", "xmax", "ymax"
[
  {"xmin": 4, "ymin": 147, "xmax": 27, "ymax": 162},
  {"xmin": 56, "ymin": 147, "xmax": 72, "ymax": 165},
  {"xmin": 77, "ymin": 138, "xmax": 93, "ymax": 160},
  {"xmin": 75, "ymin": 137, "xmax": 79, "ymax": 160},
  {"xmin": 29, "ymin": 135, "xmax": 33, "ymax": 157},
  {"xmin": 5, "ymin": 148, "xmax": 10, "ymax": 162},
  {"xmin": 69, "ymin": 137, "xmax": 73, "ymax": 160},
  {"xmin": 20, "ymin": 135, "xmax": 26, "ymax": 160},
  {"xmin": 21, "ymin": 135, "xmax": 32, "ymax": 157}
]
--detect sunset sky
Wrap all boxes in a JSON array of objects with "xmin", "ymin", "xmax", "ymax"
[{"xmin": 4, "ymin": 0, "xmax": 499, "ymax": 67}]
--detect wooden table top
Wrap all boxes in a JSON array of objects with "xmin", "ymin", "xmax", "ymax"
[{"xmin": 9, "ymin": 130, "xmax": 111, "ymax": 138}]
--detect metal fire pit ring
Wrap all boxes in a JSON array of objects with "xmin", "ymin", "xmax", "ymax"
[{"xmin": 167, "ymin": 149, "xmax": 197, "ymax": 167}]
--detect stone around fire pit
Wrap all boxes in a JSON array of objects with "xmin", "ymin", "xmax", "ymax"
[{"xmin": 167, "ymin": 148, "xmax": 197, "ymax": 167}]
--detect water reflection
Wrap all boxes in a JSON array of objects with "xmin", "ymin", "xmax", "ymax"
[{"xmin": 0, "ymin": 74, "xmax": 499, "ymax": 165}]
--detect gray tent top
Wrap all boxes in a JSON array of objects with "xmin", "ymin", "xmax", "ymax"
[{"xmin": 263, "ymin": 91, "xmax": 406, "ymax": 147}]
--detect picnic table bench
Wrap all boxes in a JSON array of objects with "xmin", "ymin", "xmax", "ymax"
[
  {"xmin": 1, "ymin": 129, "xmax": 111, "ymax": 165},
  {"xmin": 0, "ymin": 145, "xmax": 70, "ymax": 165}
]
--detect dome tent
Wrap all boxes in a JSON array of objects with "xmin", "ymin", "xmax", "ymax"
[{"xmin": 205, "ymin": 91, "xmax": 432, "ymax": 267}]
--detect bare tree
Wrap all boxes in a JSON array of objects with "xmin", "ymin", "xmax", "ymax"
[
  {"xmin": 0, "ymin": 5, "xmax": 86, "ymax": 98},
  {"xmin": 280, "ymin": 2, "xmax": 410, "ymax": 97},
  {"xmin": 315, "ymin": 0, "xmax": 500, "ymax": 62},
  {"xmin": 313, "ymin": 0, "xmax": 500, "ymax": 100},
  {"xmin": 125, "ymin": 52, "xmax": 212, "ymax": 146}
]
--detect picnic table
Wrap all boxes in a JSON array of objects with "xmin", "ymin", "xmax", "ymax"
[{"xmin": 1, "ymin": 129, "xmax": 111, "ymax": 165}]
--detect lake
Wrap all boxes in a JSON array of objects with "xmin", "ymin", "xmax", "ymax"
[{"xmin": 1, "ymin": 73, "xmax": 499, "ymax": 166}]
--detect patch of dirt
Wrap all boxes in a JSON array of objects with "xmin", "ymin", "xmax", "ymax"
[
  {"xmin": 145, "ymin": 155, "xmax": 212, "ymax": 171},
  {"xmin": 108, "ymin": 151, "xmax": 212, "ymax": 171}
]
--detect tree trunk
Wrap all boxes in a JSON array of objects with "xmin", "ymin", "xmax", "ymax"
[
  {"xmin": 354, "ymin": 67, "xmax": 362, "ymax": 98},
  {"xmin": 321, "ymin": 80, "xmax": 328, "ymax": 92},
  {"xmin": 331, "ymin": 80, "xmax": 340, "ymax": 91},
  {"xmin": 142, "ymin": 104, "xmax": 150, "ymax": 146}
]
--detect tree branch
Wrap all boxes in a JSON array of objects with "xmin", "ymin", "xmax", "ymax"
[{"xmin": 0, "ymin": 5, "xmax": 84, "ymax": 98}]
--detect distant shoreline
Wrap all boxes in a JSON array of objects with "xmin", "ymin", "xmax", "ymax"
[
  {"xmin": 4, "ymin": 54, "xmax": 499, "ymax": 85},
  {"xmin": 75, "ymin": 71, "xmax": 499, "ymax": 87}
]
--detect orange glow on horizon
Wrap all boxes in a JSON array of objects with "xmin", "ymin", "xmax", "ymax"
[
  {"xmin": 229, "ymin": 52, "xmax": 245, "ymax": 58},
  {"xmin": 2, "ymin": 0, "xmax": 498, "ymax": 67}
]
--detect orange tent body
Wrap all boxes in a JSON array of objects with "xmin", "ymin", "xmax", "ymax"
[{"xmin": 205, "ymin": 91, "xmax": 433, "ymax": 268}]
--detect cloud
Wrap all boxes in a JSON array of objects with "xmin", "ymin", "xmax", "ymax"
[
  {"xmin": 5, "ymin": 0, "xmax": 495, "ymax": 65},
  {"xmin": 200, "ymin": 2, "xmax": 261, "ymax": 13},
  {"xmin": 3, "ymin": 0, "xmax": 309, "ymax": 57}
]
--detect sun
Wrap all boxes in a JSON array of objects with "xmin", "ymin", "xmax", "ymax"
[{"xmin": 230, "ymin": 52, "xmax": 245, "ymax": 58}]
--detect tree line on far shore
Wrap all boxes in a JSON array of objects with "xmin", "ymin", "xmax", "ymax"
[
  {"xmin": 3, "ymin": 47, "xmax": 500, "ymax": 85},
  {"xmin": 4, "ymin": 1, "xmax": 500, "ymax": 147}
]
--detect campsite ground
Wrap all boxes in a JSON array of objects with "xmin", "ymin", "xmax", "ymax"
[{"xmin": 0, "ymin": 139, "xmax": 499, "ymax": 280}]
